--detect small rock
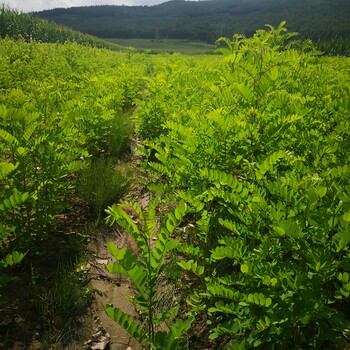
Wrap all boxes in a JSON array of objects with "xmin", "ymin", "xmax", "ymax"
[
  {"xmin": 96, "ymin": 258, "xmax": 110, "ymax": 265},
  {"xmin": 86, "ymin": 329, "xmax": 110, "ymax": 350}
]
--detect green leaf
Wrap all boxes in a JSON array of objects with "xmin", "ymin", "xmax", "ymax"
[
  {"xmin": 207, "ymin": 284, "xmax": 237, "ymax": 299},
  {"xmin": 270, "ymin": 278, "xmax": 277, "ymax": 287},
  {"xmin": 153, "ymin": 316, "xmax": 194, "ymax": 350},
  {"xmin": 211, "ymin": 246, "xmax": 235, "ymax": 260},
  {"xmin": 107, "ymin": 242, "xmax": 120, "ymax": 258},
  {"xmin": 251, "ymin": 196, "xmax": 261, "ymax": 203},
  {"xmin": 0, "ymin": 162, "xmax": 18, "ymax": 181},
  {"xmin": 107, "ymin": 243, "xmax": 147, "ymax": 297},
  {"xmin": 253, "ymin": 339, "xmax": 262, "ymax": 347},
  {"xmin": 0, "ymin": 128, "xmax": 19, "ymax": 146},
  {"xmin": 166, "ymin": 213, "xmax": 177, "ymax": 234},
  {"xmin": 106, "ymin": 262, "xmax": 127, "ymax": 275},
  {"xmin": 340, "ymin": 287, "xmax": 350, "ymax": 297},
  {"xmin": 16, "ymin": 147, "xmax": 27, "ymax": 156},
  {"xmin": 258, "ymin": 293, "xmax": 265, "ymax": 305},
  {"xmin": 343, "ymin": 212, "xmax": 350, "ymax": 222},
  {"xmin": 1, "ymin": 251, "xmax": 26, "ymax": 268},
  {"xmin": 174, "ymin": 200, "xmax": 187, "ymax": 220},
  {"xmin": 241, "ymin": 264, "xmax": 249, "ymax": 274},
  {"xmin": 236, "ymin": 83, "xmax": 252, "ymax": 101},
  {"xmin": 273, "ymin": 226, "xmax": 285, "ymax": 236},
  {"xmin": 268, "ymin": 66, "xmax": 278, "ymax": 81},
  {"xmin": 315, "ymin": 186, "xmax": 327, "ymax": 199},
  {"xmin": 342, "ymin": 272, "xmax": 350, "ymax": 283},
  {"xmin": 177, "ymin": 260, "xmax": 204, "ymax": 276},
  {"xmin": 105, "ymin": 306, "xmax": 147, "ymax": 342},
  {"xmin": 144, "ymin": 206, "xmax": 156, "ymax": 239}
]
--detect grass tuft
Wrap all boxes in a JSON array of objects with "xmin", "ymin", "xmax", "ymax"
[{"xmin": 76, "ymin": 158, "xmax": 131, "ymax": 220}]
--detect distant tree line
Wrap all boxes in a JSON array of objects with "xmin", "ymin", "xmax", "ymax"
[
  {"xmin": 0, "ymin": 5, "xmax": 120, "ymax": 50},
  {"xmin": 34, "ymin": 0, "xmax": 350, "ymax": 55}
]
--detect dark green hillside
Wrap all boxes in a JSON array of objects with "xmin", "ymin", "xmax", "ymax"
[
  {"xmin": 0, "ymin": 5, "xmax": 121, "ymax": 50},
  {"xmin": 35, "ymin": 0, "xmax": 350, "ymax": 46}
]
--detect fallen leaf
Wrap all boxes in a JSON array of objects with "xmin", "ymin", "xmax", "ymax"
[{"xmin": 96, "ymin": 258, "xmax": 109, "ymax": 265}]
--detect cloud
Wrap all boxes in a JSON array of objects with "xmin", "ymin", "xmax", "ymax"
[{"xmin": 5, "ymin": 0, "xmax": 166, "ymax": 13}]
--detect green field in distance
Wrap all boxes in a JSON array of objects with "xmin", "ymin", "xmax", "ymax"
[{"xmin": 107, "ymin": 38, "xmax": 216, "ymax": 55}]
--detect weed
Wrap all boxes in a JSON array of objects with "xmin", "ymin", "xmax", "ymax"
[
  {"xmin": 107, "ymin": 113, "xmax": 134, "ymax": 159},
  {"xmin": 34, "ymin": 259, "xmax": 91, "ymax": 347},
  {"xmin": 76, "ymin": 158, "xmax": 131, "ymax": 221}
]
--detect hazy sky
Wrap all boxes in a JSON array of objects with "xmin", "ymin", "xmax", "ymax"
[{"xmin": 6, "ymin": 0, "xmax": 168, "ymax": 13}]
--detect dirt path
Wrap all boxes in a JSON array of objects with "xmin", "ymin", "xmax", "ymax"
[
  {"xmin": 84, "ymin": 139, "xmax": 150, "ymax": 350},
  {"xmin": 86, "ymin": 232, "xmax": 139, "ymax": 350}
]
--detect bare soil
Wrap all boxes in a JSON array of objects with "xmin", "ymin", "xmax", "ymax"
[{"xmin": 84, "ymin": 230, "xmax": 141, "ymax": 350}]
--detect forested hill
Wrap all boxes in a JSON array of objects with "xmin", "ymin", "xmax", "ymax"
[{"xmin": 34, "ymin": 0, "xmax": 350, "ymax": 43}]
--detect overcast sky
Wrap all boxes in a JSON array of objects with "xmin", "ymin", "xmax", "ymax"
[{"xmin": 5, "ymin": 0, "xmax": 169, "ymax": 13}]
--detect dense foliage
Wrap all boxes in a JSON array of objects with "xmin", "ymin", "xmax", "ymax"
[
  {"xmin": 1, "ymin": 15, "xmax": 350, "ymax": 349},
  {"xmin": 128, "ymin": 23, "xmax": 350, "ymax": 348},
  {"xmin": 34, "ymin": 0, "xmax": 350, "ymax": 55},
  {"xmin": 0, "ymin": 37, "xmax": 147, "ymax": 295}
]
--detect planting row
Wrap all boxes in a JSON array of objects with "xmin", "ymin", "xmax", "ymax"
[
  {"xmin": 106, "ymin": 24, "xmax": 350, "ymax": 349},
  {"xmin": 0, "ymin": 38, "xmax": 151, "ymax": 272}
]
